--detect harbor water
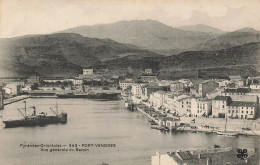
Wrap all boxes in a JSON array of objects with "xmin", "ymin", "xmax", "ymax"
[{"xmin": 0, "ymin": 98, "xmax": 259, "ymax": 165}]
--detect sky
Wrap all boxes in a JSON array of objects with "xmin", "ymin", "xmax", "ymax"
[{"xmin": 0, "ymin": 0, "xmax": 260, "ymax": 38}]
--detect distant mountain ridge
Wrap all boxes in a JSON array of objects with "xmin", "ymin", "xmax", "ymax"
[
  {"xmin": 61, "ymin": 19, "xmax": 260, "ymax": 55},
  {"xmin": 176, "ymin": 24, "xmax": 225, "ymax": 34},
  {"xmin": 61, "ymin": 19, "xmax": 211, "ymax": 52},
  {"xmin": 189, "ymin": 28, "xmax": 260, "ymax": 51}
]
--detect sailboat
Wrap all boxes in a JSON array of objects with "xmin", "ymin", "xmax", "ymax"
[{"xmin": 216, "ymin": 115, "xmax": 238, "ymax": 136}]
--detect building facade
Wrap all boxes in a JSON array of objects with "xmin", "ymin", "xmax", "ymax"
[
  {"xmin": 198, "ymin": 80, "xmax": 219, "ymax": 98},
  {"xmin": 212, "ymin": 96, "xmax": 232, "ymax": 117},
  {"xmin": 226, "ymin": 101, "xmax": 258, "ymax": 119},
  {"xmin": 119, "ymin": 80, "xmax": 134, "ymax": 90},
  {"xmin": 83, "ymin": 69, "xmax": 94, "ymax": 75}
]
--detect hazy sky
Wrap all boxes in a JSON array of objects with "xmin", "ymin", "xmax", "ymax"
[{"xmin": 0, "ymin": 0, "xmax": 260, "ymax": 38}]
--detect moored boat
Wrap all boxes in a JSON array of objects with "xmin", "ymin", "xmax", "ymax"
[
  {"xmin": 56, "ymin": 92, "xmax": 120, "ymax": 100},
  {"xmin": 216, "ymin": 116, "xmax": 238, "ymax": 136},
  {"xmin": 216, "ymin": 131, "xmax": 238, "ymax": 136},
  {"xmin": 3, "ymin": 101, "xmax": 67, "ymax": 128}
]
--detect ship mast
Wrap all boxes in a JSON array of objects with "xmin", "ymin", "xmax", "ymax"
[
  {"xmin": 24, "ymin": 101, "xmax": 27, "ymax": 117},
  {"xmin": 56, "ymin": 101, "xmax": 58, "ymax": 115},
  {"xmin": 224, "ymin": 115, "xmax": 227, "ymax": 132}
]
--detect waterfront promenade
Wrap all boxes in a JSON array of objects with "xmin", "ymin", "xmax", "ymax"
[{"xmin": 130, "ymin": 101, "xmax": 260, "ymax": 136}]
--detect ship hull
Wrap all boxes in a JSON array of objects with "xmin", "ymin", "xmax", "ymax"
[
  {"xmin": 216, "ymin": 131, "xmax": 238, "ymax": 136},
  {"xmin": 3, "ymin": 113, "xmax": 67, "ymax": 128},
  {"xmin": 56, "ymin": 93, "xmax": 120, "ymax": 100}
]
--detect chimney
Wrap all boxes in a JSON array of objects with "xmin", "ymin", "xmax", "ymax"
[{"xmin": 207, "ymin": 157, "xmax": 212, "ymax": 165}]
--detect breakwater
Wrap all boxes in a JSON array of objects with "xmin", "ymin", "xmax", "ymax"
[{"xmin": 3, "ymin": 95, "xmax": 30, "ymax": 106}]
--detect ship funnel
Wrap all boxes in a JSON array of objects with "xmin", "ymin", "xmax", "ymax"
[{"xmin": 31, "ymin": 106, "xmax": 36, "ymax": 116}]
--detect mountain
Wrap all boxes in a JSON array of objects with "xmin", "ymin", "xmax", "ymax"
[
  {"xmin": 0, "ymin": 33, "xmax": 163, "ymax": 77},
  {"xmin": 61, "ymin": 19, "xmax": 211, "ymax": 53},
  {"xmin": 189, "ymin": 27, "xmax": 260, "ymax": 51},
  {"xmin": 160, "ymin": 42, "xmax": 260, "ymax": 70},
  {"xmin": 158, "ymin": 42, "xmax": 260, "ymax": 79},
  {"xmin": 61, "ymin": 20, "xmax": 260, "ymax": 55},
  {"xmin": 176, "ymin": 24, "xmax": 225, "ymax": 34}
]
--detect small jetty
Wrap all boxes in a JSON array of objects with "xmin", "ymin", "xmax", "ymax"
[
  {"xmin": 3, "ymin": 95, "xmax": 30, "ymax": 105},
  {"xmin": 134, "ymin": 103, "xmax": 180, "ymax": 132}
]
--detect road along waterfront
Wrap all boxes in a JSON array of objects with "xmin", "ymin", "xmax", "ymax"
[{"xmin": 0, "ymin": 98, "xmax": 259, "ymax": 165}]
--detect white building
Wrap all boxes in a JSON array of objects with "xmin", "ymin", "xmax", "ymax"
[
  {"xmin": 149, "ymin": 91, "xmax": 166, "ymax": 108},
  {"xmin": 73, "ymin": 78, "xmax": 83, "ymax": 86},
  {"xmin": 212, "ymin": 96, "xmax": 232, "ymax": 117},
  {"xmin": 226, "ymin": 101, "xmax": 258, "ymax": 119},
  {"xmin": 250, "ymin": 83, "xmax": 260, "ymax": 90},
  {"xmin": 82, "ymin": 69, "xmax": 94, "ymax": 75},
  {"xmin": 119, "ymin": 80, "xmax": 134, "ymax": 90},
  {"xmin": 191, "ymin": 98, "xmax": 212, "ymax": 117},
  {"xmin": 131, "ymin": 83, "xmax": 144, "ymax": 96}
]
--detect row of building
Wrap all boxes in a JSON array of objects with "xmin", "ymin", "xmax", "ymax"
[{"xmin": 120, "ymin": 75, "xmax": 260, "ymax": 119}]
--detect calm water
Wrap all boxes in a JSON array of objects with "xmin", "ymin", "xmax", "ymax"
[{"xmin": 0, "ymin": 98, "xmax": 259, "ymax": 165}]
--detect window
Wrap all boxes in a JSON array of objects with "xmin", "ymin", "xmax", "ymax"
[
  {"xmin": 232, "ymin": 110, "xmax": 234, "ymax": 113},
  {"xmin": 242, "ymin": 111, "xmax": 244, "ymax": 113},
  {"xmin": 242, "ymin": 107, "xmax": 243, "ymax": 109},
  {"xmin": 251, "ymin": 111, "xmax": 253, "ymax": 114},
  {"xmin": 236, "ymin": 110, "xmax": 238, "ymax": 113},
  {"xmin": 222, "ymin": 105, "xmax": 224, "ymax": 108},
  {"xmin": 197, "ymin": 110, "xmax": 199, "ymax": 113},
  {"xmin": 228, "ymin": 110, "xmax": 230, "ymax": 113},
  {"xmin": 246, "ymin": 111, "xmax": 248, "ymax": 114}
]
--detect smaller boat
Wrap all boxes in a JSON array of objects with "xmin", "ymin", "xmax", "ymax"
[
  {"xmin": 216, "ymin": 116, "xmax": 238, "ymax": 136},
  {"xmin": 216, "ymin": 131, "xmax": 238, "ymax": 136},
  {"xmin": 156, "ymin": 126, "xmax": 164, "ymax": 130}
]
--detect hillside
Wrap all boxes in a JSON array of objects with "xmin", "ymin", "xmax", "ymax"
[
  {"xmin": 158, "ymin": 42, "xmax": 260, "ymax": 79},
  {"xmin": 61, "ymin": 19, "xmax": 210, "ymax": 52},
  {"xmin": 176, "ymin": 24, "xmax": 225, "ymax": 34},
  {"xmin": 161, "ymin": 42, "xmax": 260, "ymax": 70},
  {"xmin": 0, "ymin": 33, "xmax": 163, "ymax": 77},
  {"xmin": 189, "ymin": 28, "xmax": 260, "ymax": 51}
]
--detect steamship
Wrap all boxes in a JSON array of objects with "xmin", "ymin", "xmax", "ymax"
[{"xmin": 3, "ymin": 101, "xmax": 67, "ymax": 128}]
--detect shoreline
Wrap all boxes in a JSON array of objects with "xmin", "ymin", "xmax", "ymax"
[{"xmin": 129, "ymin": 102, "xmax": 260, "ymax": 136}]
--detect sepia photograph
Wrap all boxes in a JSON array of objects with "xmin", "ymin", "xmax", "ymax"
[{"xmin": 0, "ymin": 0, "xmax": 259, "ymax": 164}]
